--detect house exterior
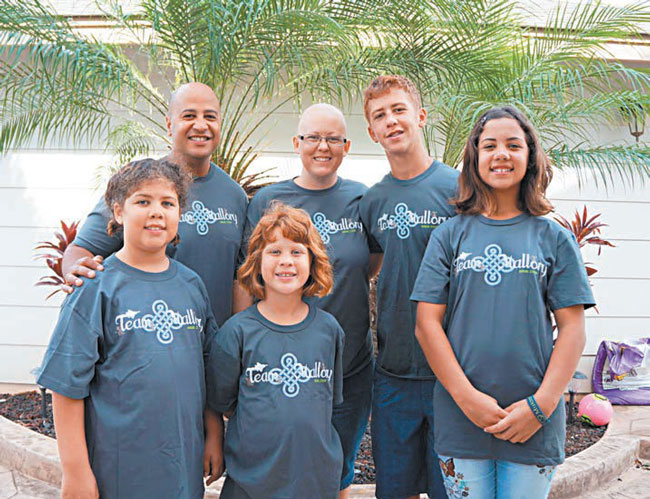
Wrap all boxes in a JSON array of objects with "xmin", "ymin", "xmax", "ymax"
[{"xmin": 0, "ymin": 0, "xmax": 648, "ymax": 393}]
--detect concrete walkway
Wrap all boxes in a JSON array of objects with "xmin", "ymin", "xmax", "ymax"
[
  {"xmin": 1, "ymin": 405, "xmax": 649, "ymax": 498},
  {"xmin": 0, "ymin": 464, "xmax": 58, "ymax": 498}
]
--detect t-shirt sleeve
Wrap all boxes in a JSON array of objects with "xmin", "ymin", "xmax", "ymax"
[
  {"xmin": 36, "ymin": 290, "xmax": 103, "ymax": 399},
  {"xmin": 365, "ymin": 228, "xmax": 382, "ymax": 254},
  {"xmin": 359, "ymin": 197, "xmax": 383, "ymax": 254},
  {"xmin": 198, "ymin": 281, "xmax": 220, "ymax": 361},
  {"xmin": 547, "ymin": 230, "xmax": 596, "ymax": 311},
  {"xmin": 206, "ymin": 322, "xmax": 242, "ymax": 414},
  {"xmin": 333, "ymin": 325, "xmax": 344, "ymax": 406},
  {"xmin": 410, "ymin": 226, "xmax": 452, "ymax": 304},
  {"xmin": 237, "ymin": 193, "xmax": 264, "ymax": 268},
  {"xmin": 73, "ymin": 197, "xmax": 123, "ymax": 257}
]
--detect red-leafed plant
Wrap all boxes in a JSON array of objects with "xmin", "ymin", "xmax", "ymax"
[
  {"xmin": 33, "ymin": 220, "xmax": 79, "ymax": 299},
  {"xmin": 554, "ymin": 206, "xmax": 615, "ymax": 277}
]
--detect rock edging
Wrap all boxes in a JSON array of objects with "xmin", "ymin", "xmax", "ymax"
[
  {"xmin": 0, "ymin": 415, "xmax": 61, "ymax": 487},
  {"xmin": 2, "ymin": 407, "xmax": 648, "ymax": 499}
]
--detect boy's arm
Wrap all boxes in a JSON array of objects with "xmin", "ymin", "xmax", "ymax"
[
  {"xmin": 368, "ymin": 253, "xmax": 383, "ymax": 279},
  {"xmin": 52, "ymin": 392, "xmax": 98, "ymax": 499},
  {"xmin": 203, "ymin": 408, "xmax": 224, "ymax": 485}
]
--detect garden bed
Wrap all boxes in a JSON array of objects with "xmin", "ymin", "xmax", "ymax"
[{"xmin": 0, "ymin": 391, "xmax": 607, "ymax": 485}]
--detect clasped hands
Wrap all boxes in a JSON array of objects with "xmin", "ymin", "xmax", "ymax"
[{"xmin": 457, "ymin": 389, "xmax": 553, "ymax": 444}]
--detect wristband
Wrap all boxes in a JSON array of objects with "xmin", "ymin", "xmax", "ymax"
[{"xmin": 526, "ymin": 396, "xmax": 550, "ymax": 425}]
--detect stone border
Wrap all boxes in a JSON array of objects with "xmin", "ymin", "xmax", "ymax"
[
  {"xmin": 0, "ymin": 415, "xmax": 61, "ymax": 487},
  {"xmin": 548, "ymin": 434, "xmax": 640, "ymax": 498},
  {"xmin": 1, "ymin": 411, "xmax": 647, "ymax": 498}
]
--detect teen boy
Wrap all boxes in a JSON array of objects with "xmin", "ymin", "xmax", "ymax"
[{"xmin": 359, "ymin": 75, "xmax": 459, "ymax": 499}]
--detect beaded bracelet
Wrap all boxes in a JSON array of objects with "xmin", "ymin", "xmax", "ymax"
[{"xmin": 526, "ymin": 396, "xmax": 550, "ymax": 425}]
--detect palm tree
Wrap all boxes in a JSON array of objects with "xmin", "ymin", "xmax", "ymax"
[
  {"xmin": 0, "ymin": 0, "xmax": 648, "ymax": 188},
  {"xmin": 0, "ymin": 0, "xmax": 371, "ymax": 190},
  {"xmin": 410, "ymin": 0, "xmax": 650, "ymax": 185}
]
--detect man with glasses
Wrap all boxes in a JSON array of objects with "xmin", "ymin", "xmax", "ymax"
[{"xmin": 244, "ymin": 103, "xmax": 381, "ymax": 499}]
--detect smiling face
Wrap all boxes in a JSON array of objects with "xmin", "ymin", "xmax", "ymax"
[
  {"xmin": 292, "ymin": 104, "xmax": 350, "ymax": 186},
  {"xmin": 165, "ymin": 83, "xmax": 221, "ymax": 165},
  {"xmin": 366, "ymin": 88, "xmax": 426, "ymax": 156},
  {"xmin": 259, "ymin": 228, "xmax": 311, "ymax": 299},
  {"xmin": 113, "ymin": 178, "xmax": 180, "ymax": 259},
  {"xmin": 477, "ymin": 117, "xmax": 529, "ymax": 197}
]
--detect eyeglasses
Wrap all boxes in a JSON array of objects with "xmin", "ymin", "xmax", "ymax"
[{"xmin": 298, "ymin": 134, "xmax": 347, "ymax": 147}]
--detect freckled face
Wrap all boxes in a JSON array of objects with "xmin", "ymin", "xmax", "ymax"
[
  {"xmin": 259, "ymin": 229, "xmax": 311, "ymax": 298},
  {"xmin": 366, "ymin": 88, "xmax": 426, "ymax": 155}
]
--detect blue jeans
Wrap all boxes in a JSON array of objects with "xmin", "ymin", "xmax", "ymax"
[
  {"xmin": 372, "ymin": 369, "xmax": 446, "ymax": 498},
  {"xmin": 332, "ymin": 360, "xmax": 373, "ymax": 489},
  {"xmin": 437, "ymin": 456, "xmax": 556, "ymax": 499}
]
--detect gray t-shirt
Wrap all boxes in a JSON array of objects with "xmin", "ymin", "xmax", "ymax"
[
  {"xmin": 37, "ymin": 256, "xmax": 218, "ymax": 499},
  {"xmin": 73, "ymin": 164, "xmax": 248, "ymax": 326},
  {"xmin": 410, "ymin": 213, "xmax": 595, "ymax": 465},
  {"xmin": 359, "ymin": 161, "xmax": 459, "ymax": 378},
  {"xmin": 207, "ymin": 304, "xmax": 344, "ymax": 499},
  {"xmin": 245, "ymin": 178, "xmax": 372, "ymax": 377}
]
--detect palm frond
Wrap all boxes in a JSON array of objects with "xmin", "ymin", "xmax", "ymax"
[{"xmin": 549, "ymin": 144, "xmax": 650, "ymax": 188}]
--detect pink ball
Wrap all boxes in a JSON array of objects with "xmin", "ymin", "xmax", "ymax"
[{"xmin": 578, "ymin": 393, "xmax": 613, "ymax": 426}]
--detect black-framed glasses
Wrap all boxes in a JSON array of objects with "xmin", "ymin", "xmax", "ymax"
[{"xmin": 298, "ymin": 134, "xmax": 347, "ymax": 146}]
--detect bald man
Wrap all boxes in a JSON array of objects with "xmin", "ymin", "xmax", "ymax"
[
  {"xmin": 244, "ymin": 103, "xmax": 382, "ymax": 499},
  {"xmin": 62, "ymin": 82, "xmax": 250, "ymax": 325}
]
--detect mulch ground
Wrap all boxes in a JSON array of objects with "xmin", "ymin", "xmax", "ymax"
[{"xmin": 0, "ymin": 391, "xmax": 608, "ymax": 485}]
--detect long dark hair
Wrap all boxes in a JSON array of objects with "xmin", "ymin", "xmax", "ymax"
[{"xmin": 453, "ymin": 106, "xmax": 553, "ymax": 216}]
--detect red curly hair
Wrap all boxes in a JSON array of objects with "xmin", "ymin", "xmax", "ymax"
[{"xmin": 238, "ymin": 202, "xmax": 333, "ymax": 300}]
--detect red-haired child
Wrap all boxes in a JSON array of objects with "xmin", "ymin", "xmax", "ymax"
[{"xmin": 207, "ymin": 202, "xmax": 344, "ymax": 498}]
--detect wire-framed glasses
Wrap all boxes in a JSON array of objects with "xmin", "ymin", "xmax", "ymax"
[{"xmin": 298, "ymin": 134, "xmax": 347, "ymax": 147}]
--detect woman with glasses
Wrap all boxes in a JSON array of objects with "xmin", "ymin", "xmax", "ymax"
[{"xmin": 243, "ymin": 103, "xmax": 381, "ymax": 499}]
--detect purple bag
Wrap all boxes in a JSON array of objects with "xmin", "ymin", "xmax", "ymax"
[{"xmin": 592, "ymin": 338, "xmax": 650, "ymax": 405}]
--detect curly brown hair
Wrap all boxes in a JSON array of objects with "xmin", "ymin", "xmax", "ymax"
[
  {"xmin": 104, "ymin": 158, "xmax": 191, "ymax": 244},
  {"xmin": 453, "ymin": 106, "xmax": 554, "ymax": 216},
  {"xmin": 362, "ymin": 75, "xmax": 422, "ymax": 122},
  {"xmin": 238, "ymin": 202, "xmax": 333, "ymax": 300}
]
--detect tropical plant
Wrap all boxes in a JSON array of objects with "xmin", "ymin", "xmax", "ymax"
[
  {"xmin": 0, "ymin": 0, "xmax": 649, "ymax": 189},
  {"xmin": 410, "ymin": 0, "xmax": 650, "ymax": 185},
  {"xmin": 554, "ymin": 205, "xmax": 615, "ymax": 277},
  {"xmin": 33, "ymin": 220, "xmax": 79, "ymax": 299},
  {"xmin": 0, "ymin": 0, "xmax": 373, "ymax": 191}
]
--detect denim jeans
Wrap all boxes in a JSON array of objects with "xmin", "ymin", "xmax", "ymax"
[
  {"xmin": 372, "ymin": 369, "xmax": 446, "ymax": 498},
  {"xmin": 437, "ymin": 456, "xmax": 556, "ymax": 499}
]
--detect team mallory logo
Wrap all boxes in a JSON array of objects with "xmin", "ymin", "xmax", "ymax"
[
  {"xmin": 311, "ymin": 212, "xmax": 363, "ymax": 244},
  {"xmin": 377, "ymin": 202, "xmax": 448, "ymax": 239},
  {"xmin": 114, "ymin": 300, "xmax": 203, "ymax": 344},
  {"xmin": 245, "ymin": 353, "xmax": 333, "ymax": 398},
  {"xmin": 180, "ymin": 200, "xmax": 238, "ymax": 235},
  {"xmin": 453, "ymin": 244, "xmax": 548, "ymax": 286}
]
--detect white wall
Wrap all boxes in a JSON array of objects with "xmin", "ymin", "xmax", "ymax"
[
  {"xmin": 1, "ymin": 118, "xmax": 648, "ymax": 392},
  {"xmin": 1, "ymin": 0, "xmax": 648, "ymax": 390}
]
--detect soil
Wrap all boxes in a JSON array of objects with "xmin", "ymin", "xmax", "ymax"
[{"xmin": 0, "ymin": 391, "xmax": 607, "ymax": 485}]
